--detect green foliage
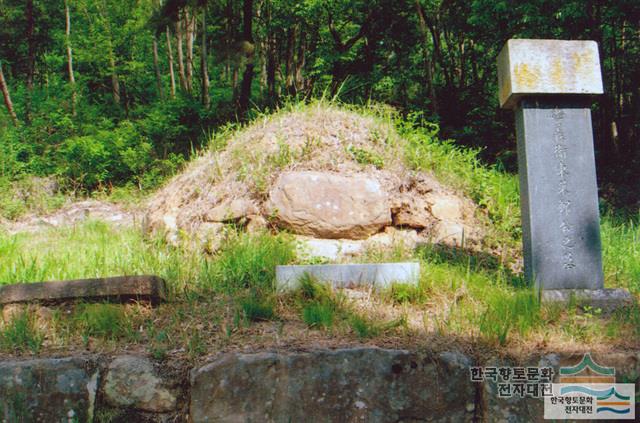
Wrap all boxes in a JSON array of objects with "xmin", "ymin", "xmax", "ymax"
[
  {"xmin": 349, "ymin": 314, "xmax": 379, "ymax": 339},
  {"xmin": 302, "ymin": 302, "xmax": 336, "ymax": 329},
  {"xmin": 479, "ymin": 290, "xmax": 540, "ymax": 346},
  {"xmin": 346, "ymin": 145, "xmax": 385, "ymax": 168},
  {"xmin": 75, "ymin": 303, "xmax": 131, "ymax": 340},
  {"xmin": 239, "ymin": 294, "xmax": 276, "ymax": 322},
  {"xmin": 187, "ymin": 332, "xmax": 207, "ymax": 358},
  {"xmin": 0, "ymin": 312, "xmax": 44, "ymax": 354},
  {"xmin": 386, "ymin": 283, "xmax": 427, "ymax": 305},
  {"xmin": 0, "ymin": 176, "xmax": 66, "ymax": 220},
  {"xmin": 401, "ymin": 114, "xmax": 521, "ymax": 245},
  {"xmin": 59, "ymin": 121, "xmax": 184, "ymax": 191},
  {"xmin": 601, "ymin": 211, "xmax": 640, "ymax": 293},
  {"xmin": 297, "ymin": 273, "xmax": 333, "ymax": 302},
  {"xmin": 200, "ymin": 232, "xmax": 296, "ymax": 293}
]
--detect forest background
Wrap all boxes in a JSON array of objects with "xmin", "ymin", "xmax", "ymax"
[{"xmin": 0, "ymin": 0, "xmax": 639, "ymax": 215}]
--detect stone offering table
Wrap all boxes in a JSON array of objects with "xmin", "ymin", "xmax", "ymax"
[{"xmin": 275, "ymin": 262, "xmax": 419, "ymax": 292}]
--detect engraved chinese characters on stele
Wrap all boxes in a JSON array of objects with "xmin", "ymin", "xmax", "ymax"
[
  {"xmin": 551, "ymin": 109, "xmax": 576, "ymax": 271},
  {"xmin": 515, "ymin": 98, "xmax": 604, "ymax": 290}
]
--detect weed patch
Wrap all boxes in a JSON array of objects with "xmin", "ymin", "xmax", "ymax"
[
  {"xmin": 0, "ymin": 312, "xmax": 44, "ymax": 354},
  {"xmin": 302, "ymin": 302, "xmax": 336, "ymax": 329},
  {"xmin": 75, "ymin": 304, "xmax": 132, "ymax": 341}
]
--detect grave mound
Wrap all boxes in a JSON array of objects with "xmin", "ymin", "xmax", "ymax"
[{"xmin": 144, "ymin": 104, "xmax": 485, "ymax": 259}]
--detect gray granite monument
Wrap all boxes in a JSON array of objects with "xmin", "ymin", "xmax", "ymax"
[{"xmin": 497, "ymin": 39, "xmax": 631, "ymax": 307}]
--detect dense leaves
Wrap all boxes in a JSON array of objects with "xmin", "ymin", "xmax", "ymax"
[{"xmin": 0, "ymin": 0, "xmax": 638, "ymax": 205}]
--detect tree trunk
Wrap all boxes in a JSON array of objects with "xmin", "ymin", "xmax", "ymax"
[
  {"xmin": 25, "ymin": 0, "xmax": 35, "ymax": 124},
  {"xmin": 166, "ymin": 27, "xmax": 176, "ymax": 98},
  {"xmin": 415, "ymin": 0, "xmax": 438, "ymax": 115},
  {"xmin": 152, "ymin": 35, "xmax": 164, "ymax": 99},
  {"xmin": 256, "ymin": 1, "xmax": 267, "ymax": 94},
  {"xmin": 266, "ymin": 34, "xmax": 277, "ymax": 103},
  {"xmin": 97, "ymin": 0, "xmax": 120, "ymax": 105},
  {"xmin": 265, "ymin": 0, "xmax": 277, "ymax": 104},
  {"xmin": 185, "ymin": 9, "xmax": 194, "ymax": 92},
  {"xmin": 284, "ymin": 26, "xmax": 296, "ymax": 95},
  {"xmin": 0, "ymin": 62, "xmax": 19, "ymax": 126},
  {"xmin": 65, "ymin": 0, "xmax": 77, "ymax": 116},
  {"xmin": 176, "ymin": 14, "xmax": 188, "ymax": 92},
  {"xmin": 201, "ymin": 10, "xmax": 210, "ymax": 108},
  {"xmin": 110, "ymin": 54, "xmax": 121, "ymax": 104},
  {"xmin": 294, "ymin": 28, "xmax": 306, "ymax": 95},
  {"xmin": 238, "ymin": 0, "xmax": 254, "ymax": 116}
]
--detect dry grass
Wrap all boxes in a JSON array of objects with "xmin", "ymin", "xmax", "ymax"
[{"xmin": 2, "ymin": 279, "xmax": 637, "ymax": 364}]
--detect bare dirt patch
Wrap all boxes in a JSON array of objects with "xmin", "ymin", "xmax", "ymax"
[{"xmin": 2, "ymin": 200, "xmax": 139, "ymax": 235}]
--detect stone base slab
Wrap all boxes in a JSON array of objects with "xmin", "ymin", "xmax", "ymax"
[
  {"xmin": 541, "ymin": 288, "xmax": 634, "ymax": 313},
  {"xmin": 0, "ymin": 275, "xmax": 167, "ymax": 305},
  {"xmin": 275, "ymin": 262, "xmax": 419, "ymax": 291}
]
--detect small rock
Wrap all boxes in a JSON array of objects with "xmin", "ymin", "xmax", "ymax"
[
  {"xmin": 35, "ymin": 306, "xmax": 55, "ymax": 331},
  {"xmin": 2, "ymin": 303, "xmax": 26, "ymax": 323},
  {"xmin": 246, "ymin": 214, "xmax": 268, "ymax": 233},
  {"xmin": 204, "ymin": 198, "xmax": 259, "ymax": 222},
  {"xmin": 431, "ymin": 221, "xmax": 467, "ymax": 246},
  {"xmin": 365, "ymin": 227, "xmax": 419, "ymax": 250},
  {"xmin": 104, "ymin": 355, "xmax": 177, "ymax": 413},
  {"xmin": 161, "ymin": 214, "xmax": 179, "ymax": 244},
  {"xmin": 295, "ymin": 236, "xmax": 363, "ymax": 261},
  {"xmin": 196, "ymin": 222, "xmax": 226, "ymax": 252},
  {"xmin": 391, "ymin": 195, "xmax": 432, "ymax": 229},
  {"xmin": 427, "ymin": 194, "xmax": 464, "ymax": 221}
]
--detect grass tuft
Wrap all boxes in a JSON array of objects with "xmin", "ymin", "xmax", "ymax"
[
  {"xmin": 201, "ymin": 231, "xmax": 295, "ymax": 293},
  {"xmin": 349, "ymin": 314, "xmax": 380, "ymax": 339},
  {"xmin": 302, "ymin": 302, "xmax": 336, "ymax": 329},
  {"xmin": 75, "ymin": 303, "xmax": 131, "ymax": 341},
  {"xmin": 239, "ymin": 295, "xmax": 276, "ymax": 322},
  {"xmin": 0, "ymin": 311, "xmax": 44, "ymax": 354}
]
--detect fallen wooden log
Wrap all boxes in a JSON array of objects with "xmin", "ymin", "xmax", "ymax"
[{"xmin": 0, "ymin": 275, "xmax": 167, "ymax": 305}]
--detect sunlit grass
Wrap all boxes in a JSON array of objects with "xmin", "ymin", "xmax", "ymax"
[{"xmin": 0, "ymin": 101, "xmax": 638, "ymax": 353}]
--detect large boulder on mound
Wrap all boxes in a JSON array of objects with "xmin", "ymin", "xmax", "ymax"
[
  {"xmin": 266, "ymin": 171, "xmax": 391, "ymax": 239},
  {"xmin": 144, "ymin": 104, "xmax": 485, "ymax": 256}
]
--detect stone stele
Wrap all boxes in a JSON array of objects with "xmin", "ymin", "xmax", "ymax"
[
  {"xmin": 498, "ymin": 39, "xmax": 634, "ymax": 310},
  {"xmin": 497, "ymin": 39, "xmax": 603, "ymax": 109}
]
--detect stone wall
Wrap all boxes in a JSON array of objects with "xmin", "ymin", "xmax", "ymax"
[{"xmin": 0, "ymin": 348, "xmax": 638, "ymax": 422}]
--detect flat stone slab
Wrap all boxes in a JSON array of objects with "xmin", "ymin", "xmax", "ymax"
[
  {"xmin": 0, "ymin": 275, "xmax": 167, "ymax": 305},
  {"xmin": 541, "ymin": 288, "xmax": 634, "ymax": 313},
  {"xmin": 275, "ymin": 262, "xmax": 419, "ymax": 291},
  {"xmin": 497, "ymin": 39, "xmax": 603, "ymax": 109}
]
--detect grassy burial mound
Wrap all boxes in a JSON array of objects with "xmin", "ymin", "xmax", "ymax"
[
  {"xmin": 144, "ymin": 102, "xmax": 486, "ymax": 260},
  {"xmin": 0, "ymin": 102, "xmax": 639, "ymax": 359}
]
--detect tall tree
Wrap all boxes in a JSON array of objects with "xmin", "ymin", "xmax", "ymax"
[
  {"xmin": 64, "ymin": 0, "xmax": 77, "ymax": 115},
  {"xmin": 175, "ymin": 13, "xmax": 188, "ymax": 92},
  {"xmin": 0, "ymin": 62, "xmax": 19, "ymax": 127},
  {"xmin": 238, "ymin": 0, "xmax": 254, "ymax": 115},
  {"xmin": 201, "ymin": 8, "xmax": 210, "ymax": 108},
  {"xmin": 24, "ymin": 0, "xmax": 36, "ymax": 123},
  {"xmin": 166, "ymin": 27, "xmax": 177, "ymax": 98},
  {"xmin": 414, "ymin": 0, "xmax": 438, "ymax": 116},
  {"xmin": 152, "ymin": 34, "xmax": 165, "ymax": 99},
  {"xmin": 185, "ymin": 8, "xmax": 194, "ymax": 92}
]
